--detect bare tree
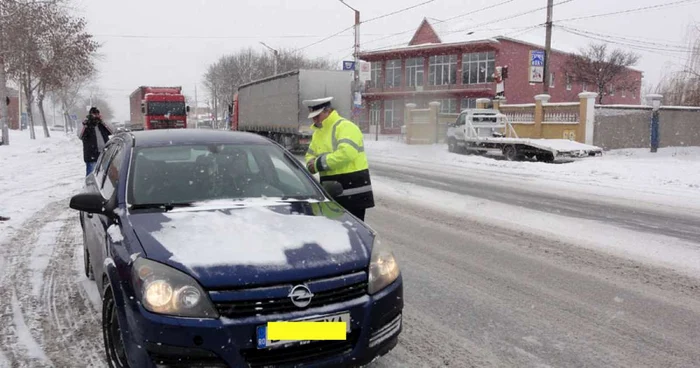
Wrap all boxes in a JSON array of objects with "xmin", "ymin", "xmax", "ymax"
[
  {"xmin": 203, "ymin": 47, "xmax": 336, "ymax": 121},
  {"xmin": 35, "ymin": 6, "xmax": 98, "ymax": 138},
  {"xmin": 563, "ymin": 43, "xmax": 641, "ymax": 104},
  {"xmin": 655, "ymin": 23, "xmax": 700, "ymax": 106}
]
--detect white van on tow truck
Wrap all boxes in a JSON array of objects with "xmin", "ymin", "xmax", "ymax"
[{"xmin": 446, "ymin": 109, "xmax": 603, "ymax": 162}]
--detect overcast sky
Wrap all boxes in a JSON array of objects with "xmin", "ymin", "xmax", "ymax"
[{"xmin": 68, "ymin": 0, "xmax": 700, "ymax": 122}]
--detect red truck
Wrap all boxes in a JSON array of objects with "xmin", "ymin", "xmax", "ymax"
[{"xmin": 129, "ymin": 86, "xmax": 190, "ymax": 130}]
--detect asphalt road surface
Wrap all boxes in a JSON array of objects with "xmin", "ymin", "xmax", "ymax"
[{"xmin": 1, "ymin": 160, "xmax": 699, "ymax": 367}]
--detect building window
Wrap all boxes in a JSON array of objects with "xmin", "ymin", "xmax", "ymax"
[
  {"xmin": 437, "ymin": 98, "xmax": 457, "ymax": 114},
  {"xmin": 370, "ymin": 62, "xmax": 381, "ymax": 88},
  {"xmin": 383, "ymin": 100, "xmax": 403, "ymax": 129},
  {"xmin": 406, "ymin": 57, "xmax": 424, "ymax": 87},
  {"xmin": 370, "ymin": 101, "xmax": 381, "ymax": 127},
  {"xmin": 428, "ymin": 54, "xmax": 457, "ymax": 86},
  {"xmin": 622, "ymin": 89, "xmax": 626, "ymax": 98},
  {"xmin": 549, "ymin": 72, "xmax": 555, "ymax": 88},
  {"xmin": 566, "ymin": 75, "xmax": 572, "ymax": 90},
  {"xmin": 461, "ymin": 98, "xmax": 476, "ymax": 110},
  {"xmin": 609, "ymin": 85, "xmax": 615, "ymax": 96},
  {"xmin": 385, "ymin": 59, "xmax": 401, "ymax": 88},
  {"xmin": 462, "ymin": 51, "xmax": 495, "ymax": 85},
  {"xmin": 582, "ymin": 81, "xmax": 588, "ymax": 92}
]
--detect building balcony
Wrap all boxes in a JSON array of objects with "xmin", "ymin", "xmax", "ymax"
[{"xmin": 363, "ymin": 81, "xmax": 494, "ymax": 98}]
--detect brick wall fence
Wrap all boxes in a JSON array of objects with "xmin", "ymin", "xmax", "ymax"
[{"xmin": 402, "ymin": 93, "xmax": 700, "ymax": 150}]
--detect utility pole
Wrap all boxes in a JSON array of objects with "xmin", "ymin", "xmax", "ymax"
[
  {"xmin": 340, "ymin": 1, "xmax": 362, "ymax": 136},
  {"xmin": 260, "ymin": 42, "xmax": 279, "ymax": 75},
  {"xmin": 543, "ymin": 0, "xmax": 554, "ymax": 93},
  {"xmin": 194, "ymin": 84, "xmax": 198, "ymax": 128}
]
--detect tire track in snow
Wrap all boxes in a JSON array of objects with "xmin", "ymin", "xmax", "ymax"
[
  {"xmin": 0, "ymin": 199, "xmax": 67, "ymax": 367},
  {"xmin": 0, "ymin": 198, "xmax": 106, "ymax": 367},
  {"xmin": 39, "ymin": 217, "xmax": 105, "ymax": 368}
]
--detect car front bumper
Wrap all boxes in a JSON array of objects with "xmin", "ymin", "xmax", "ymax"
[{"xmin": 117, "ymin": 275, "xmax": 403, "ymax": 368}]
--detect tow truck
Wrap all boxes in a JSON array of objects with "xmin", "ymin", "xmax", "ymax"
[{"xmin": 446, "ymin": 108, "xmax": 603, "ymax": 162}]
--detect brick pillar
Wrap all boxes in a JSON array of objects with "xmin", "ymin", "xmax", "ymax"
[
  {"xmin": 428, "ymin": 101, "xmax": 440, "ymax": 144},
  {"xmin": 476, "ymin": 98, "xmax": 490, "ymax": 109},
  {"xmin": 578, "ymin": 92, "xmax": 597, "ymax": 145},
  {"xmin": 493, "ymin": 98, "xmax": 506, "ymax": 111},
  {"xmin": 534, "ymin": 94, "xmax": 550, "ymax": 139},
  {"xmin": 404, "ymin": 103, "xmax": 416, "ymax": 144}
]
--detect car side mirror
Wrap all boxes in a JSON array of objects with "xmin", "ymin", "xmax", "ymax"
[
  {"xmin": 186, "ymin": 106, "xmax": 191, "ymax": 113},
  {"xmin": 69, "ymin": 193, "xmax": 114, "ymax": 218},
  {"xmin": 322, "ymin": 181, "xmax": 344, "ymax": 199}
]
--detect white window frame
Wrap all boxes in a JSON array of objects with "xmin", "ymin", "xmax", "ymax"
[
  {"xmin": 429, "ymin": 55, "xmax": 457, "ymax": 86},
  {"xmin": 462, "ymin": 51, "xmax": 495, "ymax": 85},
  {"xmin": 385, "ymin": 59, "xmax": 401, "ymax": 88},
  {"xmin": 406, "ymin": 57, "xmax": 424, "ymax": 87},
  {"xmin": 370, "ymin": 62, "xmax": 381, "ymax": 88}
]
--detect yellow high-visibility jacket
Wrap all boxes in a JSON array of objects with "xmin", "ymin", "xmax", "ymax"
[{"xmin": 305, "ymin": 110, "xmax": 374, "ymax": 209}]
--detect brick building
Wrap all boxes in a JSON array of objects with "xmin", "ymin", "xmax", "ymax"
[
  {"xmin": 357, "ymin": 18, "xmax": 643, "ymax": 133},
  {"xmin": 1, "ymin": 88, "xmax": 20, "ymax": 130}
]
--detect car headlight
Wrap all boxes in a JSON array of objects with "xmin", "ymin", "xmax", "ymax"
[
  {"xmin": 131, "ymin": 257, "xmax": 219, "ymax": 318},
  {"xmin": 368, "ymin": 235, "xmax": 400, "ymax": 295}
]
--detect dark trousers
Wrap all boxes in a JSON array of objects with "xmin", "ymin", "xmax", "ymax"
[{"xmin": 347, "ymin": 207, "xmax": 366, "ymax": 221}]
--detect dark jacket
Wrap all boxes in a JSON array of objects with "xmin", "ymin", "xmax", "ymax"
[{"xmin": 79, "ymin": 116, "xmax": 112, "ymax": 163}]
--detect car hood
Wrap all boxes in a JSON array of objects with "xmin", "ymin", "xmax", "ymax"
[{"xmin": 128, "ymin": 200, "xmax": 374, "ymax": 289}]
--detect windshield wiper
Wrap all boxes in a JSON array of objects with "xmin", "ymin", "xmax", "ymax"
[{"xmin": 130, "ymin": 202, "xmax": 193, "ymax": 212}]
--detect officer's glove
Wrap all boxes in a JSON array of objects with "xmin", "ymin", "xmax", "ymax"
[{"xmin": 306, "ymin": 159, "xmax": 318, "ymax": 174}]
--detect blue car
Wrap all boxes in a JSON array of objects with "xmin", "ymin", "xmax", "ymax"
[{"xmin": 69, "ymin": 129, "xmax": 403, "ymax": 368}]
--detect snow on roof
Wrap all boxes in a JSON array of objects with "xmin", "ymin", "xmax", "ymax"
[{"xmin": 149, "ymin": 205, "xmax": 354, "ymax": 268}]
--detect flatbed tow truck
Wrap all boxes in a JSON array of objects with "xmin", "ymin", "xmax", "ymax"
[{"xmin": 446, "ymin": 108, "xmax": 603, "ymax": 162}]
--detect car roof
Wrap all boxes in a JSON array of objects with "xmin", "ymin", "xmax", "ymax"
[{"xmin": 126, "ymin": 129, "xmax": 273, "ymax": 148}]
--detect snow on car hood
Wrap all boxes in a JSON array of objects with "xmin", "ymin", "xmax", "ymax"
[{"xmin": 128, "ymin": 201, "xmax": 373, "ymax": 288}]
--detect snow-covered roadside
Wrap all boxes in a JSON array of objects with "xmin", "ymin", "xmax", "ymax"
[
  {"xmin": 372, "ymin": 175, "xmax": 700, "ymax": 279},
  {"xmin": 0, "ymin": 130, "xmax": 86, "ymax": 245},
  {"xmin": 365, "ymin": 139, "xmax": 700, "ymax": 213}
]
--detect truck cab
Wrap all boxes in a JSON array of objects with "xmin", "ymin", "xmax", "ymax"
[{"xmin": 130, "ymin": 86, "xmax": 190, "ymax": 130}]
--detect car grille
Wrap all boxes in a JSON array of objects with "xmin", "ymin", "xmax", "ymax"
[
  {"xmin": 146, "ymin": 343, "xmax": 228, "ymax": 368},
  {"xmin": 215, "ymin": 281, "xmax": 368, "ymax": 318},
  {"xmin": 240, "ymin": 330, "xmax": 359, "ymax": 367}
]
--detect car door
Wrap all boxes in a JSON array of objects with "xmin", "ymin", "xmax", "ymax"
[
  {"xmin": 453, "ymin": 113, "xmax": 467, "ymax": 140},
  {"xmin": 84, "ymin": 144, "xmax": 118, "ymax": 272},
  {"xmin": 92, "ymin": 141, "xmax": 125, "ymax": 281}
]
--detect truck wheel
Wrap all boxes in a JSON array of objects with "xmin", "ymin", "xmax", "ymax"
[
  {"xmin": 536, "ymin": 152, "xmax": 555, "ymax": 163},
  {"xmin": 503, "ymin": 145, "xmax": 519, "ymax": 161},
  {"xmin": 448, "ymin": 138, "xmax": 457, "ymax": 153}
]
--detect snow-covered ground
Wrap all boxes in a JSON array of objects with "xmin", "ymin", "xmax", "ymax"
[
  {"xmin": 365, "ymin": 136, "xmax": 700, "ymax": 215},
  {"xmin": 0, "ymin": 130, "xmax": 85, "ymax": 245}
]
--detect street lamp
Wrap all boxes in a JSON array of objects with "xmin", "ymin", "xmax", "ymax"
[{"xmin": 259, "ymin": 42, "xmax": 279, "ymax": 75}]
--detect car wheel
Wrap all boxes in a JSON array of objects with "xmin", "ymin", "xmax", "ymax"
[
  {"xmin": 103, "ymin": 290, "xmax": 130, "ymax": 368},
  {"xmin": 503, "ymin": 145, "xmax": 519, "ymax": 161},
  {"xmin": 83, "ymin": 231, "xmax": 94, "ymax": 280},
  {"xmin": 447, "ymin": 138, "xmax": 457, "ymax": 153}
]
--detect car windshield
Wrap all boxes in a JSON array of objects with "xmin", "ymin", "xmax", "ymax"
[
  {"xmin": 147, "ymin": 101, "xmax": 186, "ymax": 116},
  {"xmin": 127, "ymin": 143, "xmax": 324, "ymax": 205}
]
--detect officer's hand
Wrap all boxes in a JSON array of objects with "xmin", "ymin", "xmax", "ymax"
[{"xmin": 306, "ymin": 159, "xmax": 318, "ymax": 174}]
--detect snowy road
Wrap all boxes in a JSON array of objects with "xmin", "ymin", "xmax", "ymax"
[
  {"xmin": 367, "ymin": 196, "xmax": 700, "ymax": 368},
  {"xmin": 1, "ymin": 132, "xmax": 699, "ymax": 367},
  {"xmin": 370, "ymin": 161, "xmax": 700, "ymax": 243}
]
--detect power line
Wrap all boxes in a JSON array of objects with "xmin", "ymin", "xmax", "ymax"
[
  {"xmin": 557, "ymin": 25, "xmax": 696, "ymax": 54},
  {"xmin": 446, "ymin": 0, "xmax": 574, "ymax": 36},
  {"xmin": 556, "ymin": 0, "xmax": 700, "ymax": 22},
  {"xmin": 93, "ymin": 33, "xmax": 353, "ymax": 40},
  {"xmin": 362, "ymin": 0, "xmax": 436, "ymax": 24},
  {"xmin": 295, "ymin": 25, "xmax": 355, "ymax": 51},
  {"xmin": 559, "ymin": 25, "xmax": 688, "ymax": 50},
  {"xmin": 295, "ymin": 0, "xmax": 438, "ymax": 52}
]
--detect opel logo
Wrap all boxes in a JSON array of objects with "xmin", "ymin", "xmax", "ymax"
[{"xmin": 288, "ymin": 285, "xmax": 314, "ymax": 308}]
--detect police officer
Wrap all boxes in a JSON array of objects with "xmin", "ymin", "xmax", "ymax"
[{"xmin": 303, "ymin": 97, "xmax": 374, "ymax": 221}]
